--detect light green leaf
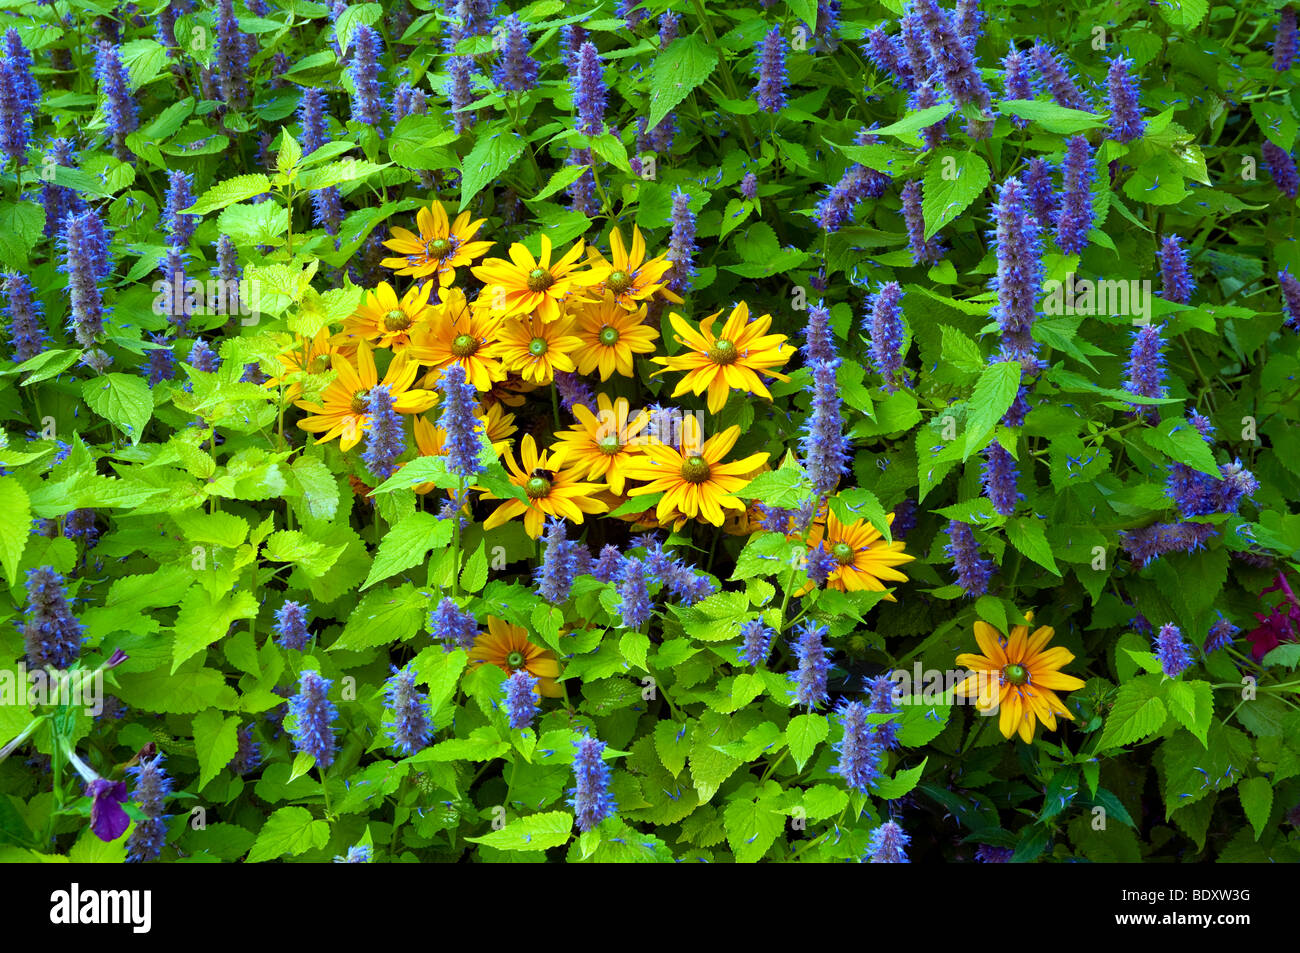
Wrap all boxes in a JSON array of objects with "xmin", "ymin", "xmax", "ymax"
[
  {"xmin": 647, "ymin": 36, "xmax": 717, "ymax": 134},
  {"xmin": 1005, "ymin": 517, "xmax": 1062, "ymax": 576},
  {"xmin": 459, "ymin": 129, "xmax": 526, "ymax": 211},
  {"xmin": 81, "ymin": 374, "xmax": 154, "ymax": 444},
  {"xmin": 466, "ymin": 811, "xmax": 573, "ymax": 851},
  {"xmin": 246, "ymin": 806, "xmax": 331, "ymax": 863},
  {"xmin": 185, "ymin": 174, "xmax": 272, "ymax": 215},
  {"xmin": 1098, "ymin": 675, "xmax": 1167, "ymax": 749},
  {"xmin": 1237, "ymin": 777, "xmax": 1273, "ymax": 841},
  {"xmin": 362, "ymin": 512, "xmax": 454, "ymax": 589},
  {"xmin": 962, "ymin": 361, "xmax": 1021, "ymax": 458},
  {"xmin": 785, "ymin": 713, "xmax": 828, "ymax": 771},
  {"xmin": 921, "ymin": 151, "xmax": 990, "ymax": 240},
  {"xmin": 172, "ymin": 588, "xmax": 259, "ymax": 673},
  {"xmin": 193, "ymin": 709, "xmax": 240, "ymax": 789},
  {"xmin": 0, "ymin": 478, "xmax": 31, "ymax": 587}
]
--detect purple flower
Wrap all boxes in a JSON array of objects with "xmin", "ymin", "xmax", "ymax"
[
  {"xmin": 568, "ymin": 735, "xmax": 617, "ymax": 832},
  {"xmin": 1157, "ymin": 234, "xmax": 1195, "ymax": 305},
  {"xmin": 591, "ymin": 545, "xmax": 625, "ymax": 582},
  {"xmin": 1205, "ymin": 616, "xmax": 1239, "ymax": 654},
  {"xmin": 617, "ymin": 0, "xmax": 646, "ymax": 29},
  {"xmin": 658, "ymin": 11, "xmax": 680, "ymax": 47},
  {"xmin": 60, "ymin": 208, "xmax": 112, "ymax": 349},
  {"xmin": 228, "ymin": 723, "xmax": 261, "ymax": 775},
  {"xmin": 536, "ymin": 518, "xmax": 581, "ymax": 603},
  {"xmin": 909, "ymin": 80, "xmax": 949, "ymax": 152},
  {"xmin": 1122, "ymin": 323, "xmax": 1167, "ymax": 422},
  {"xmin": 492, "ymin": 15, "xmax": 539, "ymax": 93},
  {"xmin": 430, "ymin": 597, "xmax": 477, "ymax": 651},
  {"xmin": 740, "ymin": 171, "xmax": 758, "ymax": 200},
  {"xmin": 214, "ymin": 0, "xmax": 250, "ymax": 107},
  {"xmin": 162, "ymin": 170, "xmax": 199, "ymax": 251},
  {"xmin": 288, "ymin": 670, "xmax": 338, "ymax": 769},
  {"xmin": 383, "ymin": 664, "xmax": 432, "ymax": 756},
  {"xmin": 1055, "ymin": 136, "xmax": 1095, "ymax": 255},
  {"xmin": 23, "ymin": 566, "xmax": 84, "ymax": 669},
  {"xmin": 945, "ymin": 521, "xmax": 993, "ymax": 597},
  {"xmin": 739, "ymin": 620, "xmax": 774, "ymax": 666},
  {"xmin": 753, "ymin": 28, "xmax": 787, "ymax": 113},
  {"xmin": 125, "ymin": 753, "xmax": 172, "ymax": 862},
  {"xmin": 1263, "ymin": 140, "xmax": 1299, "ymax": 200},
  {"xmin": 1154, "ymin": 623, "xmax": 1193, "ymax": 678},
  {"xmin": 275, "ymin": 600, "xmax": 311, "ymax": 650},
  {"xmin": 981, "ymin": 442, "xmax": 1022, "ymax": 516},
  {"xmin": 801, "ymin": 358, "xmax": 850, "ymax": 498},
  {"xmin": 989, "ymin": 177, "xmax": 1044, "ymax": 366},
  {"xmin": 38, "ymin": 138, "xmax": 88, "ymax": 239},
  {"xmin": 975, "ymin": 844, "xmax": 1013, "ymax": 862},
  {"xmin": 789, "ymin": 620, "xmax": 832, "ymax": 710},
  {"xmin": 665, "ymin": 188, "xmax": 697, "ymax": 294},
  {"xmin": 863, "ymin": 27, "xmax": 912, "ymax": 90},
  {"xmin": 350, "ymin": 26, "xmax": 385, "ymax": 131},
  {"xmin": 553, "ymin": 370, "xmax": 595, "ymax": 414},
  {"xmin": 503, "ymin": 670, "xmax": 540, "ymax": 729},
  {"xmin": 831, "ymin": 699, "xmax": 884, "ymax": 793},
  {"xmin": 1280, "ymin": 267, "xmax": 1300, "ymax": 332},
  {"xmin": 298, "ymin": 88, "xmax": 330, "ymax": 154},
  {"xmin": 902, "ymin": 179, "xmax": 944, "ymax": 266},
  {"xmin": 363, "ymin": 384, "xmax": 405, "ymax": 482},
  {"xmin": 566, "ymin": 147, "xmax": 599, "ymax": 217},
  {"xmin": 1106, "ymin": 55, "xmax": 1146, "ymax": 143},
  {"xmin": 892, "ymin": 499, "xmax": 917, "ymax": 538},
  {"xmin": 1275, "ymin": 6, "xmax": 1298, "ymax": 72},
  {"xmin": 805, "ymin": 542, "xmax": 838, "ymax": 587},
  {"xmin": 898, "ymin": 13, "xmax": 931, "ymax": 89},
  {"xmin": 390, "ymin": 82, "xmax": 427, "ymax": 124},
  {"xmin": 865, "ymin": 674, "xmax": 901, "ymax": 749},
  {"xmin": 2, "ymin": 272, "xmax": 47, "ymax": 362},
  {"xmin": 571, "ymin": 41, "xmax": 606, "ymax": 136},
  {"xmin": 955, "ymin": 0, "xmax": 985, "ymax": 47},
  {"xmin": 1029, "ymin": 42, "xmax": 1092, "ymax": 111},
  {"xmin": 438, "ymin": 363, "xmax": 485, "ymax": 479},
  {"xmin": 0, "ymin": 32, "xmax": 35, "ymax": 166},
  {"xmin": 866, "ymin": 281, "xmax": 907, "ymax": 393},
  {"xmin": 1120, "ymin": 522, "xmax": 1216, "ymax": 567},
  {"xmin": 914, "ymin": 0, "xmax": 992, "ymax": 135},
  {"xmin": 803, "ymin": 302, "xmax": 835, "ymax": 365},
  {"xmin": 866, "ymin": 819, "xmax": 910, "ymax": 862},
  {"xmin": 334, "ymin": 844, "xmax": 372, "ymax": 863},
  {"xmin": 616, "ymin": 558, "xmax": 653, "ymax": 628},
  {"xmin": 62, "ymin": 508, "xmax": 99, "ymax": 548},
  {"xmin": 1021, "ymin": 157, "xmax": 1058, "ymax": 227},
  {"xmin": 1001, "ymin": 43, "xmax": 1032, "ymax": 127},
  {"xmin": 186, "ymin": 338, "xmax": 220, "ymax": 374},
  {"xmin": 86, "ymin": 778, "xmax": 130, "ymax": 843}
]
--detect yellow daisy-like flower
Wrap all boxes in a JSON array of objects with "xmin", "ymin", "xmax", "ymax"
[
  {"xmin": 572, "ymin": 294, "xmax": 660, "ymax": 380},
  {"xmin": 549, "ymin": 393, "xmax": 651, "ymax": 496},
  {"xmin": 406, "ymin": 287, "xmax": 507, "ymax": 392},
  {"xmin": 381, "ymin": 201, "xmax": 493, "ymax": 286},
  {"xmin": 953, "ymin": 613, "xmax": 1086, "ymax": 744},
  {"xmin": 583, "ymin": 225, "xmax": 681, "ymax": 309},
  {"xmin": 337, "ymin": 280, "xmax": 437, "ymax": 351},
  {"xmin": 622, "ymin": 418, "xmax": 769, "ymax": 529},
  {"xmin": 468, "ymin": 616, "xmax": 563, "ymax": 697},
  {"xmin": 494, "ymin": 312, "xmax": 583, "ymax": 385},
  {"xmin": 265, "ymin": 328, "xmax": 345, "ymax": 403},
  {"xmin": 294, "ymin": 343, "xmax": 437, "ymax": 451},
  {"xmin": 471, "ymin": 235, "xmax": 600, "ymax": 323},
  {"xmin": 482, "ymin": 434, "xmax": 609, "ymax": 538},
  {"xmin": 651, "ymin": 301, "xmax": 795, "ymax": 414},
  {"xmin": 806, "ymin": 512, "xmax": 915, "ymax": 599}
]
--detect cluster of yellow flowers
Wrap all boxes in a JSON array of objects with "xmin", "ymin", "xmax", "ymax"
[{"xmin": 267, "ymin": 201, "xmax": 797, "ymax": 538}]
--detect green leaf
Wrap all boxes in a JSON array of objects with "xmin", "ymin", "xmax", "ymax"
[
  {"xmin": 389, "ymin": 115, "xmax": 459, "ymax": 170},
  {"xmin": 921, "ymin": 151, "xmax": 990, "ymax": 241},
  {"xmin": 246, "ymin": 806, "xmax": 331, "ymax": 863},
  {"xmin": 785, "ymin": 713, "xmax": 828, "ymax": 771},
  {"xmin": 276, "ymin": 129, "xmax": 302, "ymax": 175},
  {"xmin": 997, "ymin": 100, "xmax": 1106, "ymax": 134},
  {"xmin": 1237, "ymin": 777, "xmax": 1273, "ymax": 841},
  {"xmin": 335, "ymin": 1, "xmax": 382, "ymax": 55},
  {"xmin": 653, "ymin": 719, "xmax": 691, "ymax": 777},
  {"xmin": 460, "ymin": 542, "xmax": 489, "ymax": 594},
  {"xmin": 963, "ymin": 362, "xmax": 1021, "ymax": 458},
  {"xmin": 192, "ymin": 709, "xmax": 240, "ymax": 789},
  {"xmin": 870, "ymin": 103, "xmax": 956, "ymax": 139},
  {"xmin": 1140, "ymin": 417, "xmax": 1221, "ymax": 478},
  {"xmin": 296, "ymin": 158, "xmax": 389, "ymax": 191},
  {"xmin": 14, "ymin": 349, "xmax": 82, "ymax": 386},
  {"xmin": 1004, "ymin": 517, "xmax": 1062, "ymax": 576},
  {"xmin": 1164, "ymin": 679, "xmax": 1213, "ymax": 748},
  {"xmin": 362, "ymin": 512, "xmax": 454, "ymax": 589},
  {"xmin": 723, "ymin": 794, "xmax": 785, "ymax": 863},
  {"xmin": 939, "ymin": 324, "xmax": 984, "ymax": 377},
  {"xmin": 0, "ymin": 478, "xmax": 31, "ymax": 587},
  {"xmin": 332, "ymin": 585, "xmax": 427, "ymax": 652},
  {"xmin": 172, "ymin": 588, "xmax": 259, "ymax": 673},
  {"xmin": 647, "ymin": 35, "xmax": 717, "ymax": 134},
  {"xmin": 459, "ymin": 129, "xmax": 526, "ymax": 211},
  {"xmin": 81, "ymin": 374, "xmax": 154, "ymax": 444},
  {"xmin": 467, "ymin": 811, "xmax": 574, "ymax": 852},
  {"xmin": 873, "ymin": 758, "xmax": 927, "ymax": 799},
  {"xmin": 1098, "ymin": 675, "xmax": 1167, "ymax": 749},
  {"xmin": 1157, "ymin": 0, "xmax": 1208, "ymax": 31},
  {"xmin": 185, "ymin": 174, "xmax": 272, "ymax": 215}
]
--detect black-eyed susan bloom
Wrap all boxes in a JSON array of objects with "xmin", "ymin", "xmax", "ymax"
[
  {"xmin": 482, "ymin": 434, "xmax": 609, "ymax": 538},
  {"xmin": 406, "ymin": 287, "xmax": 506, "ymax": 392},
  {"xmin": 549, "ymin": 393, "xmax": 650, "ymax": 496},
  {"xmin": 807, "ymin": 511, "xmax": 915, "ymax": 598},
  {"xmin": 584, "ymin": 225, "xmax": 680, "ymax": 310},
  {"xmin": 381, "ymin": 200, "xmax": 493, "ymax": 287},
  {"xmin": 468, "ymin": 616, "xmax": 563, "ymax": 697},
  {"xmin": 494, "ymin": 312, "xmax": 583, "ymax": 385},
  {"xmin": 338, "ymin": 280, "xmax": 436, "ymax": 351},
  {"xmin": 294, "ymin": 343, "xmax": 436, "ymax": 451},
  {"xmin": 472, "ymin": 235, "xmax": 600, "ymax": 323},
  {"xmin": 952, "ymin": 613, "xmax": 1085, "ymax": 744},
  {"xmin": 651, "ymin": 302, "xmax": 795, "ymax": 413},
  {"xmin": 572, "ymin": 294, "xmax": 660, "ymax": 380}
]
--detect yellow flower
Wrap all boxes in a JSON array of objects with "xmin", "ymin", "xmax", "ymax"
[
  {"xmin": 622, "ymin": 417, "xmax": 769, "ymax": 529},
  {"xmin": 651, "ymin": 301, "xmax": 795, "ymax": 413},
  {"xmin": 494, "ymin": 312, "xmax": 583, "ymax": 385},
  {"xmin": 584, "ymin": 225, "xmax": 681, "ymax": 309},
  {"xmin": 338, "ymin": 280, "xmax": 437, "ymax": 352},
  {"xmin": 294, "ymin": 343, "xmax": 437, "ymax": 451},
  {"xmin": 381, "ymin": 201, "xmax": 493, "ymax": 287},
  {"xmin": 471, "ymin": 235, "xmax": 597, "ymax": 323},
  {"xmin": 264, "ymin": 328, "xmax": 345, "ymax": 403},
  {"xmin": 806, "ymin": 512, "xmax": 914, "ymax": 599},
  {"xmin": 953, "ymin": 613, "xmax": 1086, "ymax": 744},
  {"xmin": 469, "ymin": 616, "xmax": 563, "ymax": 697},
  {"xmin": 572, "ymin": 294, "xmax": 660, "ymax": 380},
  {"xmin": 483, "ymin": 374, "xmax": 539, "ymax": 409},
  {"xmin": 549, "ymin": 393, "xmax": 651, "ymax": 496},
  {"xmin": 482, "ymin": 434, "xmax": 609, "ymax": 538},
  {"xmin": 406, "ymin": 287, "xmax": 507, "ymax": 392}
]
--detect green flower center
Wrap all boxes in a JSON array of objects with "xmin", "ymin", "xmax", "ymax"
[
  {"xmin": 525, "ymin": 476, "xmax": 551, "ymax": 499},
  {"xmin": 451, "ymin": 333, "xmax": 478, "ymax": 357},
  {"xmin": 350, "ymin": 389, "xmax": 371, "ymax": 415},
  {"xmin": 679, "ymin": 454, "xmax": 711, "ymax": 484},
  {"xmin": 527, "ymin": 268, "xmax": 555, "ymax": 292},
  {"xmin": 598, "ymin": 325, "xmax": 620, "ymax": 347},
  {"xmin": 505, "ymin": 651, "xmax": 526, "ymax": 669},
  {"xmin": 528, "ymin": 337, "xmax": 549, "ymax": 357},
  {"xmin": 1003, "ymin": 663, "xmax": 1029, "ymax": 686},
  {"xmin": 427, "ymin": 237, "xmax": 452, "ymax": 259},
  {"xmin": 383, "ymin": 309, "xmax": 412, "ymax": 332},
  {"xmin": 606, "ymin": 269, "xmax": 633, "ymax": 294},
  {"xmin": 597, "ymin": 434, "xmax": 622, "ymax": 455},
  {"xmin": 832, "ymin": 542, "xmax": 855, "ymax": 565},
  {"xmin": 708, "ymin": 339, "xmax": 738, "ymax": 365}
]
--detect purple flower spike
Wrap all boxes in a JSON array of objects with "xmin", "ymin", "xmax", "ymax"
[
  {"xmin": 753, "ymin": 28, "xmax": 788, "ymax": 113},
  {"xmin": 902, "ymin": 179, "xmax": 944, "ymax": 266},
  {"xmin": 1157, "ymin": 234, "xmax": 1195, "ymax": 304},
  {"xmin": 1279, "ymin": 267, "xmax": 1300, "ymax": 332},
  {"xmin": 1275, "ymin": 6, "xmax": 1298, "ymax": 72},
  {"xmin": 945, "ymin": 521, "xmax": 993, "ymax": 597},
  {"xmin": 1262, "ymin": 141, "xmax": 1299, "ymax": 199},
  {"xmin": 981, "ymin": 441, "xmax": 1022, "ymax": 516},
  {"xmin": 1055, "ymin": 136, "xmax": 1095, "ymax": 255},
  {"xmin": 1106, "ymin": 55, "xmax": 1146, "ymax": 143},
  {"xmin": 866, "ymin": 281, "xmax": 907, "ymax": 392}
]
